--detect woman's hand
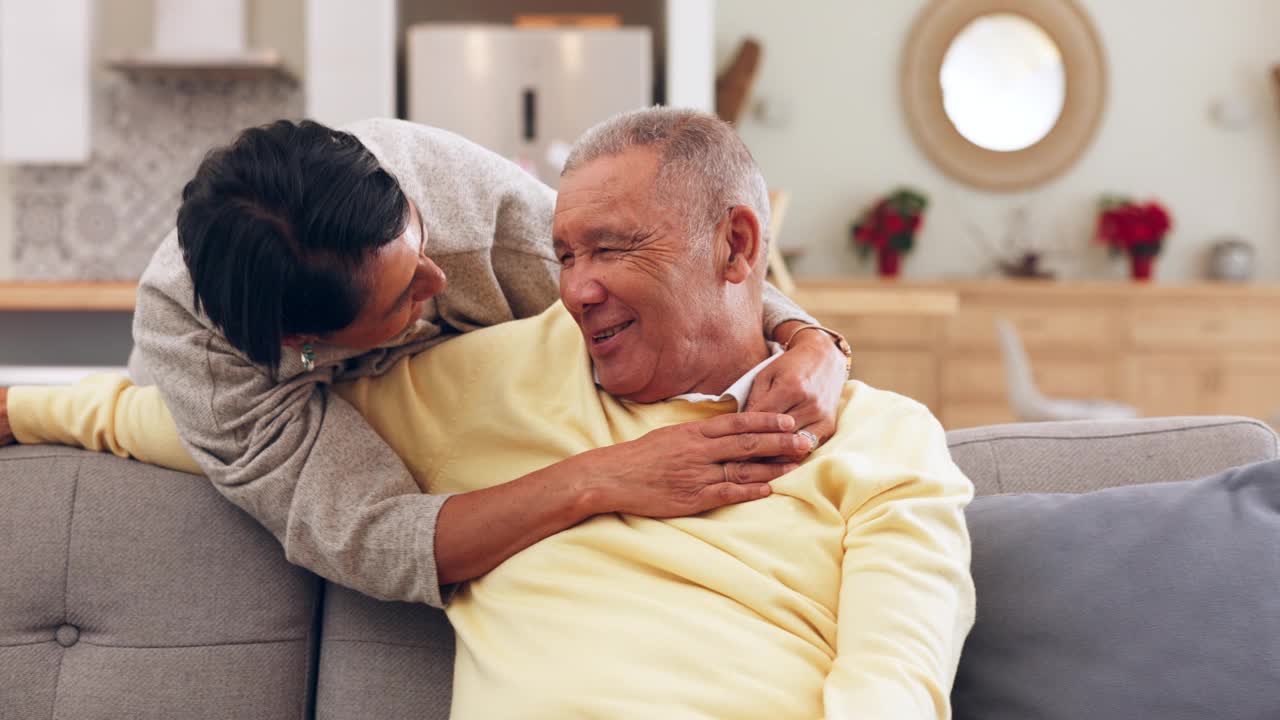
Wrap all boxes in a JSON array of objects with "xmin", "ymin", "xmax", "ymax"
[
  {"xmin": 435, "ymin": 412, "xmax": 808, "ymax": 584},
  {"xmin": 0, "ymin": 388, "xmax": 15, "ymax": 446},
  {"xmin": 744, "ymin": 323, "xmax": 849, "ymax": 449},
  {"xmin": 573, "ymin": 412, "xmax": 811, "ymax": 518}
]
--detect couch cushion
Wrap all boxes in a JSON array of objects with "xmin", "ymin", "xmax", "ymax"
[
  {"xmin": 0, "ymin": 446, "xmax": 322, "ymax": 720},
  {"xmin": 947, "ymin": 416, "xmax": 1279, "ymax": 495},
  {"xmin": 315, "ymin": 584, "xmax": 453, "ymax": 720},
  {"xmin": 954, "ymin": 458, "xmax": 1280, "ymax": 720}
]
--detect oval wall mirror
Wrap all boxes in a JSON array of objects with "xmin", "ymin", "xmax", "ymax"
[{"xmin": 903, "ymin": 0, "xmax": 1107, "ymax": 191}]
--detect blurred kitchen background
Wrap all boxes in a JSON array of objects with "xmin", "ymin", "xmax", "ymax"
[
  {"xmin": 0, "ymin": 0, "xmax": 700, "ymax": 369},
  {"xmin": 3, "ymin": 0, "xmax": 1280, "ymax": 429}
]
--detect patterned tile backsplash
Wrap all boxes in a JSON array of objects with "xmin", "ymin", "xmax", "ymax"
[{"xmin": 12, "ymin": 73, "xmax": 302, "ymax": 280}]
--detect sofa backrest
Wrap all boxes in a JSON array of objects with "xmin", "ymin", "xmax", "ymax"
[
  {"xmin": 313, "ymin": 585, "xmax": 454, "ymax": 720},
  {"xmin": 5, "ymin": 416, "xmax": 1278, "ymax": 720},
  {"xmin": 947, "ymin": 416, "xmax": 1278, "ymax": 495},
  {"xmin": 0, "ymin": 445, "xmax": 322, "ymax": 720}
]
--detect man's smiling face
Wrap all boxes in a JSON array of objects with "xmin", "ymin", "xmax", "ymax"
[{"xmin": 553, "ymin": 147, "xmax": 722, "ymax": 403}]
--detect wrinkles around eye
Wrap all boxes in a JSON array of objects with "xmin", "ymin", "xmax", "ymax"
[{"xmin": 561, "ymin": 247, "xmax": 625, "ymax": 267}]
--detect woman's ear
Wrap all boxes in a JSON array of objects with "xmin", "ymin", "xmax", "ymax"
[
  {"xmin": 721, "ymin": 206, "xmax": 764, "ymax": 284},
  {"xmin": 281, "ymin": 335, "xmax": 319, "ymax": 351}
]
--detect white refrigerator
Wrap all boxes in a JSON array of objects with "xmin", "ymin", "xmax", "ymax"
[{"xmin": 407, "ymin": 24, "xmax": 652, "ymax": 187}]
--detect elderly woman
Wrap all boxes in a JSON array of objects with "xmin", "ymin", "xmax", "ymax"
[
  {"xmin": 0, "ymin": 118, "xmax": 852, "ymax": 606},
  {"xmin": 1, "ymin": 108, "xmax": 971, "ymax": 719}
]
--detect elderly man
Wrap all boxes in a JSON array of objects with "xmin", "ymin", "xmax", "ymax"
[{"xmin": 5, "ymin": 108, "xmax": 974, "ymax": 719}]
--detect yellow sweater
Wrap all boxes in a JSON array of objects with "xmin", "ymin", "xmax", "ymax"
[{"xmin": 12, "ymin": 302, "xmax": 975, "ymax": 719}]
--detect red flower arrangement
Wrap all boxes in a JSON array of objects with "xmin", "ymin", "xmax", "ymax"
[
  {"xmin": 851, "ymin": 188, "xmax": 928, "ymax": 278},
  {"xmin": 1095, "ymin": 195, "xmax": 1173, "ymax": 281}
]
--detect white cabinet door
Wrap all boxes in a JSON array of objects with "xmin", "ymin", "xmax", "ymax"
[
  {"xmin": 665, "ymin": 0, "xmax": 715, "ymax": 111},
  {"xmin": 0, "ymin": 0, "xmax": 93, "ymax": 163},
  {"xmin": 305, "ymin": 0, "xmax": 396, "ymax": 127}
]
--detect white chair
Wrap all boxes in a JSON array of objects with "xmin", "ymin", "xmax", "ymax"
[{"xmin": 995, "ymin": 319, "xmax": 1138, "ymax": 422}]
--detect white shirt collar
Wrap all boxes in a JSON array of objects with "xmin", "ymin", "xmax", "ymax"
[{"xmin": 593, "ymin": 343, "xmax": 784, "ymax": 411}]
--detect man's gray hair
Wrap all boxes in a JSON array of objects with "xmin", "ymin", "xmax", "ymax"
[{"xmin": 562, "ymin": 107, "xmax": 771, "ymax": 246}]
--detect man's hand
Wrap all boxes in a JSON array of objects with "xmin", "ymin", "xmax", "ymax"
[
  {"xmin": 744, "ymin": 323, "xmax": 849, "ymax": 448},
  {"xmin": 0, "ymin": 388, "xmax": 15, "ymax": 446}
]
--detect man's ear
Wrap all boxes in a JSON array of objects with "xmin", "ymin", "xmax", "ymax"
[{"xmin": 720, "ymin": 205, "xmax": 764, "ymax": 285}]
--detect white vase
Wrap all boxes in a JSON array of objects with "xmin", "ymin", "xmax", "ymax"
[{"xmin": 1207, "ymin": 238, "xmax": 1254, "ymax": 283}]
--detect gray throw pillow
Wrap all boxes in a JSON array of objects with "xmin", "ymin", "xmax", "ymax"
[{"xmin": 953, "ymin": 459, "xmax": 1280, "ymax": 720}]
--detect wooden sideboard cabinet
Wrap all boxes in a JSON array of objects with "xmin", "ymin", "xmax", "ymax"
[
  {"xmin": 797, "ymin": 280, "xmax": 1280, "ymax": 430},
  {"xmin": 788, "ymin": 285, "xmax": 959, "ymax": 414}
]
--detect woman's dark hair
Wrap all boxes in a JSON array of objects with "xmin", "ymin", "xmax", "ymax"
[{"xmin": 177, "ymin": 119, "xmax": 409, "ymax": 370}]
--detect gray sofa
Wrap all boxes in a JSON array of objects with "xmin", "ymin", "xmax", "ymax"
[{"xmin": 2, "ymin": 416, "xmax": 1276, "ymax": 719}]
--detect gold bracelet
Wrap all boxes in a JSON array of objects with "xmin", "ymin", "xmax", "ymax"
[{"xmin": 783, "ymin": 324, "xmax": 853, "ymax": 374}]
